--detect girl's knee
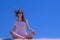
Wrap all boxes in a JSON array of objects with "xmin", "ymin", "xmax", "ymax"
[{"xmin": 26, "ymin": 35, "xmax": 32, "ymax": 39}]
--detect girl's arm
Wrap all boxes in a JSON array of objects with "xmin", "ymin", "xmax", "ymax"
[
  {"xmin": 25, "ymin": 20, "xmax": 35, "ymax": 34},
  {"xmin": 12, "ymin": 26, "xmax": 16, "ymax": 32},
  {"xmin": 10, "ymin": 26, "xmax": 16, "ymax": 34},
  {"xmin": 26, "ymin": 24, "xmax": 33, "ymax": 31},
  {"xmin": 11, "ymin": 22, "xmax": 16, "ymax": 32},
  {"xmin": 26, "ymin": 24, "xmax": 35, "ymax": 34}
]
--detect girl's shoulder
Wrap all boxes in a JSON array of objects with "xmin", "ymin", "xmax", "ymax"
[
  {"xmin": 14, "ymin": 20, "xmax": 18, "ymax": 24},
  {"xmin": 25, "ymin": 19, "xmax": 28, "ymax": 22},
  {"xmin": 24, "ymin": 19, "xmax": 29, "ymax": 24}
]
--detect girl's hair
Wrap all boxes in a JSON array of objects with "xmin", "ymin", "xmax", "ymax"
[{"xmin": 15, "ymin": 10, "xmax": 26, "ymax": 22}]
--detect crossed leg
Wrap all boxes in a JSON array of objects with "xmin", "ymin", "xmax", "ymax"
[
  {"xmin": 10, "ymin": 31, "xmax": 25, "ymax": 39},
  {"xmin": 10, "ymin": 31, "xmax": 35, "ymax": 39},
  {"xmin": 26, "ymin": 32, "xmax": 35, "ymax": 39}
]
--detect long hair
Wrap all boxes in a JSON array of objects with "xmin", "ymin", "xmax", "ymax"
[{"xmin": 15, "ymin": 10, "xmax": 26, "ymax": 22}]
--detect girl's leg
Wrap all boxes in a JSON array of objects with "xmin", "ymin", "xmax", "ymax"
[
  {"xmin": 10, "ymin": 31, "xmax": 25, "ymax": 39},
  {"xmin": 26, "ymin": 32, "xmax": 35, "ymax": 39}
]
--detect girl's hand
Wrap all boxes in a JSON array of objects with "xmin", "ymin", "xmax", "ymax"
[{"xmin": 31, "ymin": 31, "xmax": 35, "ymax": 35}]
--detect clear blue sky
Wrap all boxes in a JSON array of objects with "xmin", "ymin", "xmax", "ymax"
[{"xmin": 0, "ymin": 0, "xmax": 60, "ymax": 38}]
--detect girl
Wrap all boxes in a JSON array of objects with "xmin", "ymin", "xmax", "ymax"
[{"xmin": 10, "ymin": 10, "xmax": 35, "ymax": 39}]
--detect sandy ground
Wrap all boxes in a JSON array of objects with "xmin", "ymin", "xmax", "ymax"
[{"xmin": 0, "ymin": 38, "xmax": 60, "ymax": 40}]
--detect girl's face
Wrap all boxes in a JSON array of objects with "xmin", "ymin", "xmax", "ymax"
[{"xmin": 18, "ymin": 13, "xmax": 23, "ymax": 18}]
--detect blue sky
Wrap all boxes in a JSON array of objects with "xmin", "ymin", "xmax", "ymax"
[{"xmin": 0, "ymin": 0, "xmax": 60, "ymax": 38}]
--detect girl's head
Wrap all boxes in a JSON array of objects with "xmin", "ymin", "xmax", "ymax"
[{"xmin": 15, "ymin": 10, "xmax": 26, "ymax": 22}]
